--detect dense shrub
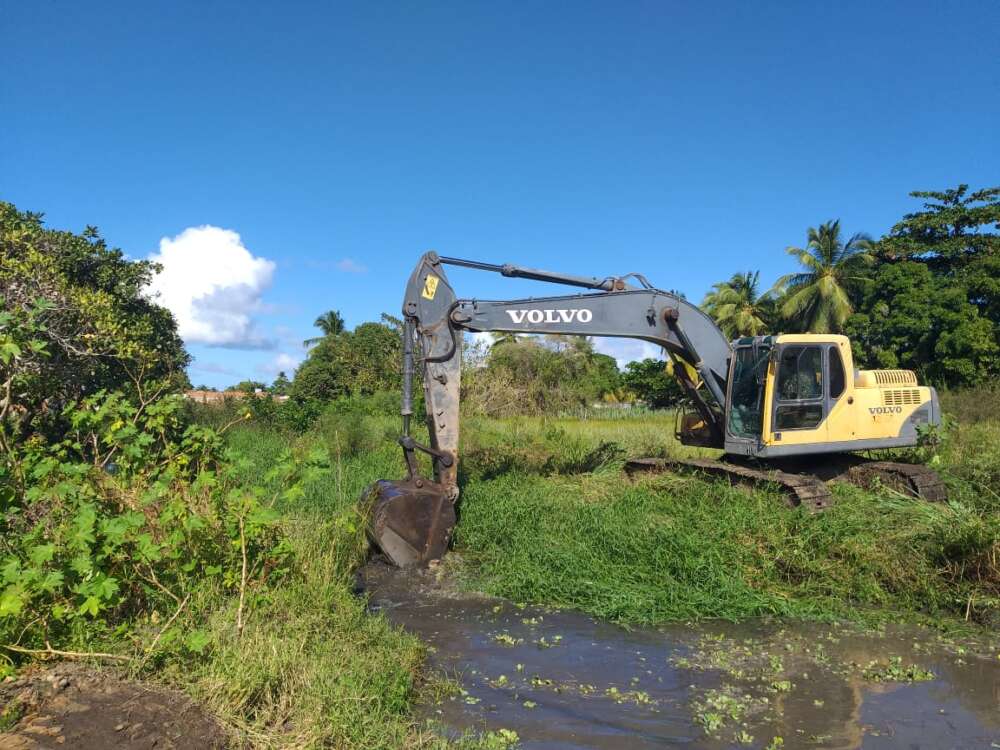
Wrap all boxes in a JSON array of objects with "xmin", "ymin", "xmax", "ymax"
[
  {"xmin": 462, "ymin": 338, "xmax": 623, "ymax": 416},
  {"xmin": 0, "ymin": 203, "xmax": 189, "ymax": 444},
  {"xmin": 0, "ymin": 388, "xmax": 328, "ymax": 671}
]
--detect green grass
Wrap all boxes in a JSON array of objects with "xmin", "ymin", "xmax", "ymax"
[
  {"xmin": 225, "ymin": 405, "xmax": 999, "ymax": 630},
  {"xmin": 456, "ymin": 471, "xmax": 998, "ymax": 625},
  {"xmin": 159, "ymin": 420, "xmax": 521, "ymax": 749}
]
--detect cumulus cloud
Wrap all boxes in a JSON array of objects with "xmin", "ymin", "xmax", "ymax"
[
  {"xmin": 593, "ymin": 337, "xmax": 664, "ymax": 370},
  {"xmin": 256, "ymin": 352, "xmax": 303, "ymax": 376},
  {"xmin": 336, "ymin": 258, "xmax": 367, "ymax": 273},
  {"xmin": 147, "ymin": 226, "xmax": 276, "ymax": 348}
]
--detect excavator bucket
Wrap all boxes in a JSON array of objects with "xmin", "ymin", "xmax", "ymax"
[{"xmin": 362, "ymin": 478, "xmax": 456, "ymax": 568}]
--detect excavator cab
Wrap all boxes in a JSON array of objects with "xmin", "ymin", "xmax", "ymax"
[
  {"xmin": 720, "ymin": 335, "xmax": 844, "ymax": 456},
  {"xmin": 721, "ymin": 334, "xmax": 940, "ymax": 459}
]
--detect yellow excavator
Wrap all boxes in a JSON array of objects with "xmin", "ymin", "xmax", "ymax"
[{"xmin": 364, "ymin": 253, "xmax": 945, "ymax": 567}]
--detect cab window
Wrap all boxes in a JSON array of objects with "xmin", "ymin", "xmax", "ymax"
[
  {"xmin": 829, "ymin": 346, "xmax": 846, "ymax": 398},
  {"xmin": 775, "ymin": 345, "xmax": 824, "ymax": 430}
]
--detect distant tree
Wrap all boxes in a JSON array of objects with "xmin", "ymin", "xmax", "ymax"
[
  {"xmin": 621, "ymin": 358, "xmax": 683, "ymax": 408},
  {"xmin": 379, "ymin": 312, "xmax": 404, "ymax": 332},
  {"xmin": 270, "ymin": 371, "xmax": 291, "ymax": 395},
  {"xmin": 701, "ymin": 271, "xmax": 775, "ymax": 338},
  {"xmin": 490, "ymin": 331, "xmax": 523, "ymax": 347},
  {"xmin": 304, "ymin": 310, "xmax": 346, "ymax": 346},
  {"xmin": 464, "ymin": 336, "xmax": 620, "ymax": 414},
  {"xmin": 292, "ymin": 320, "xmax": 401, "ymax": 403},
  {"xmin": 774, "ymin": 220, "xmax": 874, "ymax": 333},
  {"xmin": 845, "ymin": 261, "xmax": 998, "ymax": 387},
  {"xmin": 880, "ymin": 185, "xmax": 1000, "ymax": 265},
  {"xmin": 878, "ymin": 185, "xmax": 1000, "ymax": 334},
  {"xmin": 348, "ymin": 322, "xmax": 404, "ymax": 395}
]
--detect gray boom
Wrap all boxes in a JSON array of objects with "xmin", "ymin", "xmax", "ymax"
[{"xmin": 399, "ymin": 252, "xmax": 732, "ymax": 497}]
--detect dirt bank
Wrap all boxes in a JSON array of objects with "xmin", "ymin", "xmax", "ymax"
[{"xmin": 0, "ymin": 663, "xmax": 228, "ymax": 750}]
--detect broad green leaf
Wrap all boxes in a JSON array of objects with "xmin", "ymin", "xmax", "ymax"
[
  {"xmin": 77, "ymin": 595, "xmax": 102, "ymax": 617},
  {"xmin": 0, "ymin": 586, "xmax": 27, "ymax": 617},
  {"xmin": 184, "ymin": 629, "xmax": 212, "ymax": 654},
  {"xmin": 28, "ymin": 543, "xmax": 56, "ymax": 566}
]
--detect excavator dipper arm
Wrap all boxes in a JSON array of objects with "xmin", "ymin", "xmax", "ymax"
[{"xmin": 364, "ymin": 251, "xmax": 732, "ymax": 567}]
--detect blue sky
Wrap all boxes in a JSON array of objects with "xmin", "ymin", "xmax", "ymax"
[{"xmin": 5, "ymin": 1, "xmax": 998, "ymax": 387}]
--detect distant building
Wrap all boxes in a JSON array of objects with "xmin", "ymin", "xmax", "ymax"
[{"xmin": 184, "ymin": 390, "xmax": 288, "ymax": 405}]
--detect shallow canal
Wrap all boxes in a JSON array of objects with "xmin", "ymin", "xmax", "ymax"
[{"xmin": 359, "ymin": 563, "xmax": 1000, "ymax": 749}]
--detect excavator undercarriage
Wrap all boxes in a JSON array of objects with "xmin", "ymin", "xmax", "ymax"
[
  {"xmin": 364, "ymin": 252, "xmax": 947, "ymax": 568},
  {"xmin": 625, "ymin": 455, "xmax": 947, "ymax": 512}
]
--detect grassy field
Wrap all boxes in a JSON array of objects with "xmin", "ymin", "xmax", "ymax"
[{"xmin": 207, "ymin": 396, "xmax": 999, "ymax": 746}]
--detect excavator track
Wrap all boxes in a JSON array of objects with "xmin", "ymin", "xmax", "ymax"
[
  {"xmin": 625, "ymin": 457, "xmax": 835, "ymax": 512},
  {"xmin": 626, "ymin": 456, "xmax": 947, "ymax": 509},
  {"xmin": 843, "ymin": 461, "xmax": 948, "ymax": 502}
]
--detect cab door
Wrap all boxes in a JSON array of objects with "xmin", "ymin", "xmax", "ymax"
[{"xmin": 768, "ymin": 344, "xmax": 828, "ymax": 448}]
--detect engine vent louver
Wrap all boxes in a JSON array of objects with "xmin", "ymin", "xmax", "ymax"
[
  {"xmin": 872, "ymin": 369, "xmax": 918, "ymax": 386},
  {"xmin": 883, "ymin": 389, "xmax": 921, "ymax": 407}
]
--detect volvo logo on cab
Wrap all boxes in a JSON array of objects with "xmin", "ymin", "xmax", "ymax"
[
  {"xmin": 504, "ymin": 309, "xmax": 593, "ymax": 324},
  {"xmin": 869, "ymin": 406, "xmax": 903, "ymax": 415}
]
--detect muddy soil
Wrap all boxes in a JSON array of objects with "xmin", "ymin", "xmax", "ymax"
[
  {"xmin": 359, "ymin": 561, "xmax": 1000, "ymax": 750},
  {"xmin": 0, "ymin": 663, "xmax": 228, "ymax": 750}
]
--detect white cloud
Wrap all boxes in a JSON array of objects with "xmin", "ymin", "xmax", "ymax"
[
  {"xmin": 147, "ymin": 226, "xmax": 276, "ymax": 348},
  {"xmin": 592, "ymin": 337, "xmax": 664, "ymax": 370},
  {"xmin": 336, "ymin": 258, "xmax": 367, "ymax": 273},
  {"xmin": 256, "ymin": 352, "xmax": 303, "ymax": 376}
]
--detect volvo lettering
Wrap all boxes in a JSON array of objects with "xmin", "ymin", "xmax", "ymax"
[{"xmin": 504, "ymin": 308, "xmax": 593, "ymax": 325}]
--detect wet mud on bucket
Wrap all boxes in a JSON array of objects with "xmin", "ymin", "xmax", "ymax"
[{"xmin": 363, "ymin": 479, "xmax": 456, "ymax": 568}]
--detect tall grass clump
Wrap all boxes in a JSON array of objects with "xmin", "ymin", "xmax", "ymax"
[
  {"xmin": 454, "ymin": 470, "xmax": 999, "ymax": 626},
  {"xmin": 940, "ymin": 386, "xmax": 1000, "ymax": 426},
  {"xmin": 174, "ymin": 516, "xmax": 430, "ymax": 749}
]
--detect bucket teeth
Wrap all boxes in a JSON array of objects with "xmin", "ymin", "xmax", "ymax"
[{"xmin": 363, "ymin": 479, "xmax": 456, "ymax": 568}]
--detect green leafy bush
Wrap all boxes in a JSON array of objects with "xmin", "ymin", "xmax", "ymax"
[{"xmin": 0, "ymin": 387, "xmax": 325, "ymax": 668}]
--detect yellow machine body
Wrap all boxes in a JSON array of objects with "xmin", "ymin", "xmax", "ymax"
[{"xmin": 721, "ymin": 334, "xmax": 940, "ymax": 458}]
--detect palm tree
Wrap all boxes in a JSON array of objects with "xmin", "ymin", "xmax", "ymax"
[
  {"xmin": 304, "ymin": 310, "xmax": 346, "ymax": 346},
  {"xmin": 773, "ymin": 220, "xmax": 874, "ymax": 333},
  {"xmin": 701, "ymin": 271, "xmax": 774, "ymax": 338}
]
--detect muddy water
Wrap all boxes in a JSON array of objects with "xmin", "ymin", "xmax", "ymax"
[{"xmin": 358, "ymin": 563, "xmax": 1000, "ymax": 750}]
